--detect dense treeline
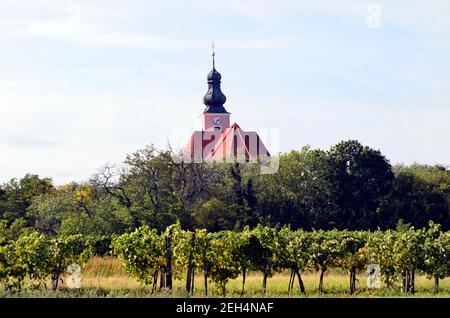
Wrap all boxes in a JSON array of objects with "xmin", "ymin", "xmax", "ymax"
[
  {"xmin": 1, "ymin": 140, "xmax": 449, "ymax": 238},
  {"xmin": 2, "ymin": 222, "xmax": 450, "ymax": 295}
]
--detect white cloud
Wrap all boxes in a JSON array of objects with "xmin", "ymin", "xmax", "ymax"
[
  {"xmin": 200, "ymin": 0, "xmax": 450, "ymax": 37},
  {"xmin": 6, "ymin": 21, "xmax": 197, "ymax": 49},
  {"xmin": 5, "ymin": 20, "xmax": 298, "ymax": 51},
  {"xmin": 1, "ymin": 1, "xmax": 299, "ymax": 51},
  {"xmin": 198, "ymin": 0, "xmax": 365, "ymax": 21}
]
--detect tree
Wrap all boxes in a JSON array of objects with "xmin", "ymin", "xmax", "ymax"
[
  {"xmin": 232, "ymin": 227, "xmax": 274, "ymax": 295},
  {"xmin": 254, "ymin": 147, "xmax": 333, "ymax": 229},
  {"xmin": 47, "ymin": 234, "xmax": 91, "ymax": 290},
  {"xmin": 366, "ymin": 230, "xmax": 397, "ymax": 288},
  {"xmin": 379, "ymin": 165, "xmax": 450, "ymax": 230},
  {"xmin": 208, "ymin": 231, "xmax": 240, "ymax": 296},
  {"xmin": 28, "ymin": 183, "xmax": 133, "ymax": 237},
  {"xmin": 97, "ymin": 145, "xmax": 217, "ymax": 231},
  {"xmin": 159, "ymin": 223, "xmax": 182, "ymax": 291},
  {"xmin": 0, "ymin": 232, "xmax": 90, "ymax": 291},
  {"xmin": 422, "ymin": 221, "xmax": 450, "ymax": 293},
  {"xmin": 228, "ymin": 163, "xmax": 255, "ymax": 229},
  {"xmin": 392, "ymin": 227, "xmax": 425, "ymax": 294},
  {"xmin": 231, "ymin": 228, "xmax": 252, "ymax": 295},
  {"xmin": 171, "ymin": 223, "xmax": 199, "ymax": 295},
  {"xmin": 337, "ymin": 231, "xmax": 368, "ymax": 294},
  {"xmin": 0, "ymin": 232, "xmax": 50, "ymax": 290},
  {"xmin": 0, "ymin": 174, "xmax": 54, "ymax": 225},
  {"xmin": 285, "ymin": 228, "xmax": 311, "ymax": 294},
  {"xmin": 111, "ymin": 226, "xmax": 164, "ymax": 290},
  {"xmin": 308, "ymin": 230, "xmax": 345, "ymax": 294},
  {"xmin": 327, "ymin": 140, "xmax": 394, "ymax": 230},
  {"xmin": 193, "ymin": 198, "xmax": 235, "ymax": 232},
  {"xmin": 195, "ymin": 230, "xmax": 214, "ymax": 296},
  {"xmin": 251, "ymin": 225, "xmax": 285, "ymax": 295},
  {"xmin": 0, "ymin": 218, "xmax": 31, "ymax": 241},
  {"xmin": 27, "ymin": 188, "xmax": 76, "ymax": 236}
]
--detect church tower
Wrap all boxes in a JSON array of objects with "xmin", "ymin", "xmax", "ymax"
[
  {"xmin": 183, "ymin": 46, "xmax": 270, "ymax": 164},
  {"xmin": 201, "ymin": 47, "xmax": 230, "ymax": 132}
]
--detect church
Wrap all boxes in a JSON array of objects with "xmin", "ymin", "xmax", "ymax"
[{"xmin": 183, "ymin": 50, "xmax": 271, "ymax": 165}]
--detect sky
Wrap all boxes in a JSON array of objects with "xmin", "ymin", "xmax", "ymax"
[{"xmin": 0, "ymin": 0, "xmax": 449, "ymax": 184}]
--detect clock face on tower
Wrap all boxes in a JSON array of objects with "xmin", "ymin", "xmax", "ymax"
[{"xmin": 212, "ymin": 117, "xmax": 222, "ymax": 125}]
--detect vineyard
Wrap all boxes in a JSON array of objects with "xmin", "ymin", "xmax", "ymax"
[{"xmin": 2, "ymin": 222, "xmax": 450, "ymax": 297}]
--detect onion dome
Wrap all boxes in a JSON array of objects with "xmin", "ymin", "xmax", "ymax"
[{"xmin": 203, "ymin": 47, "xmax": 228, "ymax": 113}]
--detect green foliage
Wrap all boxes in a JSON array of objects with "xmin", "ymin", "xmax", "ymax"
[
  {"xmin": 85, "ymin": 235, "xmax": 113, "ymax": 256},
  {"xmin": 207, "ymin": 231, "xmax": 240, "ymax": 295},
  {"xmin": 47, "ymin": 234, "xmax": 91, "ymax": 289},
  {"xmin": 0, "ymin": 218, "xmax": 32, "ymax": 240},
  {"xmin": 254, "ymin": 147, "xmax": 333, "ymax": 229},
  {"xmin": 3, "ymin": 222, "xmax": 450, "ymax": 296},
  {"xmin": 1, "ymin": 232, "xmax": 50, "ymax": 289},
  {"xmin": 111, "ymin": 226, "xmax": 164, "ymax": 285},
  {"xmin": 28, "ymin": 183, "xmax": 133, "ymax": 237},
  {"xmin": 327, "ymin": 140, "xmax": 394, "ymax": 229},
  {"xmin": 108, "ymin": 223, "xmax": 450, "ymax": 295},
  {"xmin": 392, "ymin": 228, "xmax": 425, "ymax": 273},
  {"xmin": 3, "ymin": 141, "xmax": 449, "ymax": 238},
  {"xmin": 193, "ymin": 198, "xmax": 234, "ymax": 232},
  {"xmin": 367, "ymin": 230, "xmax": 397, "ymax": 286},
  {"xmin": 27, "ymin": 189, "xmax": 76, "ymax": 236},
  {"xmin": 422, "ymin": 222, "xmax": 450, "ymax": 280},
  {"xmin": 0, "ymin": 232, "xmax": 90, "ymax": 290},
  {"xmin": 251, "ymin": 225, "xmax": 281, "ymax": 276},
  {"xmin": 308, "ymin": 230, "xmax": 345, "ymax": 272},
  {"xmin": 337, "ymin": 231, "xmax": 368, "ymax": 272},
  {"xmin": 0, "ymin": 174, "xmax": 54, "ymax": 225},
  {"xmin": 1, "ymin": 140, "xmax": 450, "ymax": 296},
  {"xmin": 379, "ymin": 164, "xmax": 450, "ymax": 230},
  {"xmin": 287, "ymin": 229, "xmax": 313, "ymax": 272}
]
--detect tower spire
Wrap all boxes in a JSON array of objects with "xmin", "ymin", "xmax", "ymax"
[
  {"xmin": 212, "ymin": 40, "xmax": 216, "ymax": 69},
  {"xmin": 203, "ymin": 42, "xmax": 228, "ymax": 113}
]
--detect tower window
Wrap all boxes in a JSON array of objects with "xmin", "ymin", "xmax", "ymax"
[{"xmin": 214, "ymin": 126, "xmax": 221, "ymax": 131}]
